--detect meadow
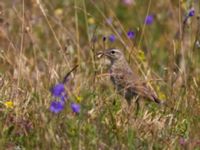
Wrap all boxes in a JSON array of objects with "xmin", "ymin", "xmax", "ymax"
[{"xmin": 0, "ymin": 0, "xmax": 200, "ymax": 149}]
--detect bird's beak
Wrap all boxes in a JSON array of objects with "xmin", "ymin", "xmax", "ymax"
[
  {"xmin": 96, "ymin": 49, "xmax": 111, "ymax": 58},
  {"xmin": 96, "ymin": 51, "xmax": 105, "ymax": 58}
]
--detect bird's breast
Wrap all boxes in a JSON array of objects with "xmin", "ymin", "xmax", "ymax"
[{"xmin": 110, "ymin": 68, "xmax": 126, "ymax": 89}]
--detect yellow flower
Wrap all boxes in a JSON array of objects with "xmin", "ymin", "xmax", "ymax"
[
  {"xmin": 137, "ymin": 50, "xmax": 146, "ymax": 62},
  {"xmin": 159, "ymin": 92, "xmax": 166, "ymax": 101},
  {"xmin": 181, "ymin": 1, "xmax": 187, "ymax": 10},
  {"xmin": 54, "ymin": 8, "xmax": 63, "ymax": 16},
  {"xmin": 156, "ymin": 86, "xmax": 166, "ymax": 101},
  {"xmin": 76, "ymin": 96, "xmax": 82, "ymax": 103},
  {"xmin": 88, "ymin": 17, "xmax": 95, "ymax": 24},
  {"xmin": 4, "ymin": 101, "xmax": 14, "ymax": 109}
]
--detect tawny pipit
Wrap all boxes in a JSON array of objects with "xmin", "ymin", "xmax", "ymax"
[{"xmin": 98, "ymin": 48, "xmax": 161, "ymax": 111}]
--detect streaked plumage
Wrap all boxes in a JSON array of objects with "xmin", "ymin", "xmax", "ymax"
[{"xmin": 99, "ymin": 48, "xmax": 161, "ymax": 105}]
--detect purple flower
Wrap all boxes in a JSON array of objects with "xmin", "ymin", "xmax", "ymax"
[
  {"xmin": 71, "ymin": 103, "xmax": 80, "ymax": 113},
  {"xmin": 51, "ymin": 83, "xmax": 65, "ymax": 97},
  {"xmin": 145, "ymin": 15, "xmax": 154, "ymax": 25},
  {"xmin": 183, "ymin": 8, "xmax": 195, "ymax": 23},
  {"xmin": 109, "ymin": 34, "xmax": 116, "ymax": 42},
  {"xmin": 122, "ymin": 0, "xmax": 134, "ymax": 5},
  {"xmin": 188, "ymin": 8, "xmax": 195, "ymax": 17},
  {"xmin": 127, "ymin": 31, "xmax": 135, "ymax": 39},
  {"xmin": 50, "ymin": 101, "xmax": 64, "ymax": 114},
  {"xmin": 179, "ymin": 137, "xmax": 186, "ymax": 146},
  {"xmin": 106, "ymin": 18, "xmax": 113, "ymax": 25}
]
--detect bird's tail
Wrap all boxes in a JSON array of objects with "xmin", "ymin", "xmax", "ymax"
[
  {"xmin": 153, "ymin": 97, "xmax": 162, "ymax": 104},
  {"xmin": 153, "ymin": 96, "xmax": 180, "ymax": 112},
  {"xmin": 152, "ymin": 95, "xmax": 163, "ymax": 104}
]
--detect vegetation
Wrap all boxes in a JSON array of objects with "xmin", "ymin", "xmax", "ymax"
[{"xmin": 0, "ymin": 0, "xmax": 200, "ymax": 149}]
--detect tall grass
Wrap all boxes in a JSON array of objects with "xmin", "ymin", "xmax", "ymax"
[{"xmin": 0, "ymin": 0, "xmax": 200, "ymax": 149}]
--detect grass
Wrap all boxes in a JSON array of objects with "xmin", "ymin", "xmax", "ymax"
[{"xmin": 0, "ymin": 0, "xmax": 200, "ymax": 149}]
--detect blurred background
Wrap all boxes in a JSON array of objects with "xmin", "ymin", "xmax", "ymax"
[{"xmin": 0, "ymin": 0, "xmax": 200, "ymax": 149}]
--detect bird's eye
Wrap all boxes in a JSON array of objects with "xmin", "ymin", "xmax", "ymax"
[{"xmin": 111, "ymin": 50, "xmax": 115, "ymax": 54}]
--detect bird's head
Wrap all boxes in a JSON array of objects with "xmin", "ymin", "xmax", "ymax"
[{"xmin": 97, "ymin": 48, "xmax": 125, "ymax": 63}]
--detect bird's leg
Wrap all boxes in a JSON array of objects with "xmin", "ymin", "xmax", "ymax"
[
  {"xmin": 135, "ymin": 96, "xmax": 140, "ymax": 116},
  {"xmin": 126, "ymin": 99, "xmax": 132, "ymax": 124}
]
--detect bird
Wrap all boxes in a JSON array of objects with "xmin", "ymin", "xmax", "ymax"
[{"xmin": 98, "ymin": 48, "xmax": 162, "ymax": 113}]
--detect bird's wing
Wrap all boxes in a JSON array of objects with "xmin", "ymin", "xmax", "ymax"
[{"xmin": 127, "ymin": 81, "xmax": 160, "ymax": 103}]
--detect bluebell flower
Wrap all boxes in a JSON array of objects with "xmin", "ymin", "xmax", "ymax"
[
  {"xmin": 71, "ymin": 103, "xmax": 80, "ymax": 113},
  {"xmin": 51, "ymin": 83, "xmax": 65, "ymax": 97},
  {"xmin": 50, "ymin": 101, "xmax": 64, "ymax": 114},
  {"xmin": 188, "ymin": 8, "xmax": 195, "ymax": 17},
  {"xmin": 49, "ymin": 67, "xmax": 80, "ymax": 115},
  {"xmin": 50, "ymin": 83, "xmax": 67, "ymax": 113},
  {"xmin": 127, "ymin": 31, "xmax": 135, "ymax": 39},
  {"xmin": 184, "ymin": 8, "xmax": 195, "ymax": 23},
  {"xmin": 145, "ymin": 15, "xmax": 154, "ymax": 25},
  {"xmin": 109, "ymin": 34, "xmax": 116, "ymax": 42}
]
